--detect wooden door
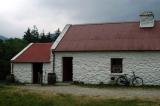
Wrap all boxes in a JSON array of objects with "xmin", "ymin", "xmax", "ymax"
[{"xmin": 63, "ymin": 57, "xmax": 73, "ymax": 82}]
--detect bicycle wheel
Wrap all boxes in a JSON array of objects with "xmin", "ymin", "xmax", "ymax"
[
  {"xmin": 132, "ymin": 77, "xmax": 143, "ymax": 86},
  {"xmin": 116, "ymin": 76, "xmax": 127, "ymax": 86}
]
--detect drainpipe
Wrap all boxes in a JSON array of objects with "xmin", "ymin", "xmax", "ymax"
[
  {"xmin": 11, "ymin": 63, "xmax": 13, "ymax": 74},
  {"xmin": 52, "ymin": 50, "xmax": 55, "ymax": 73}
]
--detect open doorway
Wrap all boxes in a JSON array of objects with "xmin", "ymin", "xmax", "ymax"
[
  {"xmin": 63, "ymin": 57, "xmax": 73, "ymax": 82},
  {"xmin": 32, "ymin": 63, "xmax": 43, "ymax": 84}
]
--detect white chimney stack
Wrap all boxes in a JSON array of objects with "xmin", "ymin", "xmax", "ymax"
[{"xmin": 139, "ymin": 11, "xmax": 154, "ymax": 28}]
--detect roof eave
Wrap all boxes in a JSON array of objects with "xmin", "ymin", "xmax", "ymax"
[{"xmin": 11, "ymin": 43, "xmax": 33, "ymax": 61}]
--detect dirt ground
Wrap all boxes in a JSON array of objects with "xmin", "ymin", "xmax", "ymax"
[{"xmin": 19, "ymin": 85, "xmax": 160, "ymax": 100}]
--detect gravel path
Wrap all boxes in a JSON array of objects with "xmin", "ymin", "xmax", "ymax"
[{"xmin": 19, "ymin": 85, "xmax": 160, "ymax": 100}]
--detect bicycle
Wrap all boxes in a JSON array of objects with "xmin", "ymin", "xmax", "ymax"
[{"xmin": 116, "ymin": 71, "xmax": 143, "ymax": 86}]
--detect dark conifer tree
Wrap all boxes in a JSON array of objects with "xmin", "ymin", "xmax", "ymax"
[
  {"xmin": 31, "ymin": 25, "xmax": 39, "ymax": 42},
  {"xmin": 23, "ymin": 28, "xmax": 32, "ymax": 43},
  {"xmin": 46, "ymin": 32, "xmax": 52, "ymax": 42},
  {"xmin": 53, "ymin": 28, "xmax": 61, "ymax": 41},
  {"xmin": 39, "ymin": 30, "xmax": 47, "ymax": 43}
]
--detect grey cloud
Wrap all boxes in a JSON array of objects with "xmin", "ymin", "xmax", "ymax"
[
  {"xmin": 37, "ymin": 0, "xmax": 160, "ymax": 22},
  {"xmin": 0, "ymin": 0, "xmax": 160, "ymax": 37}
]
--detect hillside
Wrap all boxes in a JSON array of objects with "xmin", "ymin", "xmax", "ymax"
[{"xmin": 0, "ymin": 35, "xmax": 7, "ymax": 40}]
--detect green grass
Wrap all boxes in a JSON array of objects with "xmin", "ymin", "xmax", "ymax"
[{"xmin": 0, "ymin": 85, "xmax": 159, "ymax": 106}]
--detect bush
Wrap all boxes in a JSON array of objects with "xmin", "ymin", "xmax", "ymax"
[
  {"xmin": 0, "ymin": 60, "xmax": 10, "ymax": 80},
  {"xmin": 6, "ymin": 74, "xmax": 15, "ymax": 83},
  {"xmin": 99, "ymin": 82, "xmax": 104, "ymax": 86},
  {"xmin": 73, "ymin": 81, "xmax": 80, "ymax": 84},
  {"xmin": 79, "ymin": 81, "xmax": 84, "ymax": 85}
]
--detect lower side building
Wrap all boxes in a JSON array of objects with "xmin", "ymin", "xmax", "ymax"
[{"xmin": 11, "ymin": 43, "xmax": 53, "ymax": 84}]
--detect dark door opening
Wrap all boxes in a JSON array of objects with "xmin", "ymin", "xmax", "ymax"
[
  {"xmin": 63, "ymin": 57, "xmax": 73, "ymax": 82},
  {"xmin": 33, "ymin": 63, "xmax": 43, "ymax": 84}
]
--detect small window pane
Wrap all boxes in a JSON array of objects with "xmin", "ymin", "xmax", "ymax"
[{"xmin": 111, "ymin": 58, "xmax": 122, "ymax": 73}]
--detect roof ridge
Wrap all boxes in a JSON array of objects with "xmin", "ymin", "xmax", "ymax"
[{"xmin": 72, "ymin": 20, "xmax": 160, "ymax": 26}]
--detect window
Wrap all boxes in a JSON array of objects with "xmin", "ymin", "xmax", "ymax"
[{"xmin": 111, "ymin": 58, "xmax": 122, "ymax": 73}]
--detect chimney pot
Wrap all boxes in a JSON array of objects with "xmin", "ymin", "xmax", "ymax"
[{"xmin": 139, "ymin": 11, "xmax": 154, "ymax": 28}]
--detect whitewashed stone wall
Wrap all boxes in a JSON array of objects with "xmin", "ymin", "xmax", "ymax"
[
  {"xmin": 54, "ymin": 52, "xmax": 160, "ymax": 85},
  {"xmin": 13, "ymin": 52, "xmax": 53, "ymax": 84},
  {"xmin": 42, "ymin": 52, "xmax": 53, "ymax": 84},
  {"xmin": 13, "ymin": 63, "xmax": 32, "ymax": 83}
]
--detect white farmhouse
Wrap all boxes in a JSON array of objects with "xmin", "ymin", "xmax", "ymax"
[
  {"xmin": 53, "ymin": 12, "xmax": 160, "ymax": 85},
  {"xmin": 12, "ymin": 12, "xmax": 160, "ymax": 85}
]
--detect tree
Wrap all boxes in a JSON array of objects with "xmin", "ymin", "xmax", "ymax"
[
  {"xmin": 0, "ymin": 39, "xmax": 4, "ymax": 60},
  {"xmin": 31, "ymin": 25, "xmax": 39, "ymax": 42},
  {"xmin": 55, "ymin": 28, "xmax": 61, "ymax": 37},
  {"xmin": 53, "ymin": 28, "xmax": 61, "ymax": 41},
  {"xmin": 4, "ymin": 38, "xmax": 27, "ymax": 60},
  {"xmin": 23, "ymin": 25, "xmax": 40, "ymax": 43},
  {"xmin": 23, "ymin": 26, "xmax": 60, "ymax": 43},
  {"xmin": 0, "ymin": 38, "xmax": 27, "ymax": 80},
  {"xmin": 39, "ymin": 31, "xmax": 54, "ymax": 43},
  {"xmin": 23, "ymin": 28, "xmax": 32, "ymax": 43},
  {"xmin": 46, "ymin": 32, "xmax": 52, "ymax": 42},
  {"xmin": 39, "ymin": 30, "xmax": 47, "ymax": 43}
]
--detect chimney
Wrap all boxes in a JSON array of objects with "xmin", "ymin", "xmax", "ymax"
[{"xmin": 139, "ymin": 11, "xmax": 154, "ymax": 28}]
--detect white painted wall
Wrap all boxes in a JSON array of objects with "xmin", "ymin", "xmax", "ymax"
[
  {"xmin": 13, "ymin": 63, "xmax": 32, "ymax": 83},
  {"xmin": 13, "ymin": 61, "xmax": 53, "ymax": 84},
  {"xmin": 54, "ymin": 52, "xmax": 160, "ymax": 85},
  {"xmin": 13, "ymin": 53, "xmax": 53, "ymax": 84},
  {"xmin": 42, "ymin": 52, "xmax": 53, "ymax": 84}
]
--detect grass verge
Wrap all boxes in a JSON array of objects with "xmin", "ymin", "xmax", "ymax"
[{"xmin": 0, "ymin": 85, "xmax": 159, "ymax": 106}]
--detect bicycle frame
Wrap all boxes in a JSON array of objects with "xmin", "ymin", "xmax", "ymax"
[
  {"xmin": 120, "ymin": 71, "xmax": 136, "ymax": 85},
  {"xmin": 116, "ymin": 71, "xmax": 143, "ymax": 86}
]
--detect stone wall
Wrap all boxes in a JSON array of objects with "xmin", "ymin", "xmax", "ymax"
[
  {"xmin": 13, "ymin": 63, "xmax": 32, "ymax": 83},
  {"xmin": 54, "ymin": 52, "xmax": 160, "ymax": 85},
  {"xmin": 42, "ymin": 52, "xmax": 53, "ymax": 84},
  {"xmin": 13, "ymin": 52, "xmax": 53, "ymax": 84}
]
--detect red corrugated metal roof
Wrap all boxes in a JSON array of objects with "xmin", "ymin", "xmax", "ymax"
[
  {"xmin": 55, "ymin": 21, "xmax": 160, "ymax": 51},
  {"xmin": 12, "ymin": 43, "xmax": 53, "ymax": 63}
]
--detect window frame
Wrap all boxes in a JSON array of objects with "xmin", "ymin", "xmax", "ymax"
[{"xmin": 111, "ymin": 58, "xmax": 123, "ymax": 73}]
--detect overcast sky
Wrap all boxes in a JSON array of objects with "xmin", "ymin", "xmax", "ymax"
[{"xmin": 0, "ymin": 0, "xmax": 160, "ymax": 38}]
